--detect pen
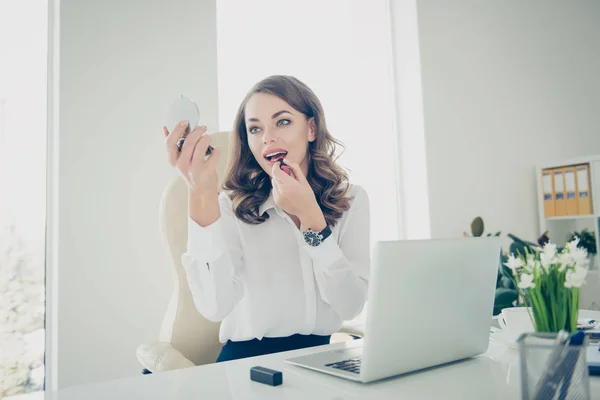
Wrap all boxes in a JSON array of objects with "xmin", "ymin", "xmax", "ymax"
[
  {"xmin": 557, "ymin": 331, "xmax": 586, "ymax": 400},
  {"xmin": 532, "ymin": 330, "xmax": 570, "ymax": 400}
]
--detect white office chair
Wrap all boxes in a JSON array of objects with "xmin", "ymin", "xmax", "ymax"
[{"xmin": 136, "ymin": 131, "xmax": 363, "ymax": 374}]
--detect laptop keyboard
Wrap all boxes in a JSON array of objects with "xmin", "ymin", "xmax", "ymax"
[{"xmin": 326, "ymin": 356, "xmax": 362, "ymax": 374}]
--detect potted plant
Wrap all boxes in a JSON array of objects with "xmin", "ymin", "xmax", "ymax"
[{"xmin": 504, "ymin": 237, "xmax": 589, "ymax": 333}]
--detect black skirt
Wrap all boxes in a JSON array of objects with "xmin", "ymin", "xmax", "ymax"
[{"xmin": 216, "ymin": 333, "xmax": 331, "ymax": 363}]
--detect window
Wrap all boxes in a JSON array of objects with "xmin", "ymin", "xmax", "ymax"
[
  {"xmin": 0, "ymin": 1, "xmax": 48, "ymax": 397},
  {"xmin": 216, "ymin": 0, "xmax": 401, "ymax": 245}
]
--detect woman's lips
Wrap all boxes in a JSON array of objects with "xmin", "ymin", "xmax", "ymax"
[
  {"xmin": 265, "ymin": 156, "xmax": 285, "ymax": 166},
  {"xmin": 263, "ymin": 149, "xmax": 292, "ymax": 176},
  {"xmin": 266, "ymin": 157, "xmax": 293, "ymax": 176}
]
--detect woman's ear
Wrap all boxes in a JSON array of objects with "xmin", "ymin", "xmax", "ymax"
[{"xmin": 308, "ymin": 117, "xmax": 317, "ymax": 142}]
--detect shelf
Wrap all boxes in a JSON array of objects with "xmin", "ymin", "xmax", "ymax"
[
  {"xmin": 537, "ymin": 155, "xmax": 600, "ymax": 171},
  {"xmin": 545, "ymin": 215, "xmax": 599, "ymax": 221}
]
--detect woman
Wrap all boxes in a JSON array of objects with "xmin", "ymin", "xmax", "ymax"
[{"xmin": 163, "ymin": 75, "xmax": 370, "ymax": 362}]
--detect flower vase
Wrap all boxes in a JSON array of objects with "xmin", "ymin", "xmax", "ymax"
[{"xmin": 504, "ymin": 237, "xmax": 590, "ymax": 334}]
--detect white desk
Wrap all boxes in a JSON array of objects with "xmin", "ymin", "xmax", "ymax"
[{"xmin": 18, "ymin": 337, "xmax": 600, "ymax": 400}]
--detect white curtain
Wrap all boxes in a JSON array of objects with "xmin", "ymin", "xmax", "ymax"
[{"xmin": 216, "ymin": 0, "xmax": 401, "ymax": 246}]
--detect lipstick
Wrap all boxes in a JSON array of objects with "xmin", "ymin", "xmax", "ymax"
[
  {"xmin": 177, "ymin": 134, "xmax": 214, "ymax": 156},
  {"xmin": 279, "ymin": 160, "xmax": 292, "ymax": 176}
]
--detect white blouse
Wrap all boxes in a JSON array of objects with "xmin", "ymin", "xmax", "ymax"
[{"xmin": 181, "ymin": 184, "xmax": 371, "ymax": 344}]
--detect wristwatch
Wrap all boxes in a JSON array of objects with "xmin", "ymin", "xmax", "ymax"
[{"xmin": 303, "ymin": 225, "xmax": 332, "ymax": 247}]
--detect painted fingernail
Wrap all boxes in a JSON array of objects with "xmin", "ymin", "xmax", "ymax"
[{"xmin": 179, "ymin": 120, "xmax": 188, "ymax": 126}]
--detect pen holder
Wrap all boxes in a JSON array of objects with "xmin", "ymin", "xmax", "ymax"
[{"xmin": 518, "ymin": 332, "xmax": 590, "ymax": 400}]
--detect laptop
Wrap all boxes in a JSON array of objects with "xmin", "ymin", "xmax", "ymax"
[{"xmin": 285, "ymin": 237, "xmax": 502, "ymax": 383}]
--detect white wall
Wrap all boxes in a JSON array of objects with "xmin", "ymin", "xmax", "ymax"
[
  {"xmin": 54, "ymin": 0, "xmax": 218, "ymax": 388},
  {"xmin": 416, "ymin": 0, "xmax": 600, "ymax": 241},
  {"xmin": 216, "ymin": 0, "xmax": 402, "ymax": 245}
]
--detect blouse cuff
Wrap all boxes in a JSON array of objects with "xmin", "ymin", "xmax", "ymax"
[
  {"xmin": 303, "ymin": 237, "xmax": 345, "ymax": 274},
  {"xmin": 186, "ymin": 216, "xmax": 227, "ymax": 262}
]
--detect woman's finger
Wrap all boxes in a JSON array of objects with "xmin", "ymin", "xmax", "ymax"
[
  {"xmin": 191, "ymin": 134, "xmax": 213, "ymax": 170},
  {"xmin": 165, "ymin": 120, "xmax": 189, "ymax": 149},
  {"xmin": 271, "ymin": 164, "xmax": 283, "ymax": 185},
  {"xmin": 272, "ymin": 162, "xmax": 292, "ymax": 184},
  {"xmin": 167, "ymin": 146, "xmax": 179, "ymax": 167},
  {"xmin": 163, "ymin": 125, "xmax": 180, "ymax": 167},
  {"xmin": 271, "ymin": 178, "xmax": 282, "ymax": 194},
  {"xmin": 282, "ymin": 159, "xmax": 307, "ymax": 183},
  {"xmin": 164, "ymin": 126, "xmax": 180, "ymax": 167},
  {"xmin": 178, "ymin": 125, "xmax": 208, "ymax": 167},
  {"xmin": 271, "ymin": 162, "xmax": 279, "ymax": 178},
  {"xmin": 203, "ymin": 145, "xmax": 221, "ymax": 171}
]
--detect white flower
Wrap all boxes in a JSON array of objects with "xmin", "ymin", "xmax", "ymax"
[
  {"xmin": 540, "ymin": 251, "xmax": 556, "ymax": 270},
  {"xmin": 557, "ymin": 252, "xmax": 574, "ymax": 271},
  {"xmin": 525, "ymin": 254, "xmax": 537, "ymax": 272},
  {"xmin": 566, "ymin": 237, "xmax": 580, "ymax": 253},
  {"xmin": 542, "ymin": 242, "xmax": 557, "ymax": 257},
  {"xmin": 558, "ymin": 238, "xmax": 590, "ymax": 271},
  {"xmin": 518, "ymin": 273, "xmax": 536, "ymax": 289},
  {"xmin": 565, "ymin": 266, "xmax": 588, "ymax": 288},
  {"xmin": 571, "ymin": 248, "xmax": 589, "ymax": 269},
  {"xmin": 504, "ymin": 254, "xmax": 523, "ymax": 270}
]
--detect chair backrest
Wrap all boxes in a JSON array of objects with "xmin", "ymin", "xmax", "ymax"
[{"xmin": 157, "ymin": 131, "xmax": 231, "ymax": 365}]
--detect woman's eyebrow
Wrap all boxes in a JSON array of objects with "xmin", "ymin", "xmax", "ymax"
[
  {"xmin": 247, "ymin": 110, "xmax": 293, "ymax": 123},
  {"xmin": 271, "ymin": 110, "xmax": 292, "ymax": 119}
]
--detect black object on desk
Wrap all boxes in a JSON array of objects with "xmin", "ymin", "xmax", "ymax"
[
  {"xmin": 250, "ymin": 366, "xmax": 283, "ymax": 386},
  {"xmin": 588, "ymin": 341, "xmax": 600, "ymax": 376}
]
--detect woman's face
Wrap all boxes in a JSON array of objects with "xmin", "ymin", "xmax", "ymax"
[{"xmin": 244, "ymin": 92, "xmax": 316, "ymax": 177}]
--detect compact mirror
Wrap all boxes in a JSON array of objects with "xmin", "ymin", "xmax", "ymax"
[
  {"xmin": 166, "ymin": 95, "xmax": 200, "ymax": 133},
  {"xmin": 166, "ymin": 95, "xmax": 212, "ymax": 155}
]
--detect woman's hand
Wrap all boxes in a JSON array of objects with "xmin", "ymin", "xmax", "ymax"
[
  {"xmin": 271, "ymin": 159, "xmax": 327, "ymax": 231},
  {"xmin": 163, "ymin": 121, "xmax": 221, "ymax": 197}
]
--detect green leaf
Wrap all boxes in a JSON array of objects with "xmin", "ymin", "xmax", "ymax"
[
  {"xmin": 499, "ymin": 258, "xmax": 515, "ymax": 281},
  {"xmin": 495, "ymin": 288, "xmax": 518, "ymax": 304},
  {"xmin": 509, "ymin": 241, "xmax": 528, "ymax": 258},
  {"xmin": 507, "ymin": 233, "xmax": 538, "ymax": 249},
  {"xmin": 568, "ymin": 229, "xmax": 597, "ymax": 255},
  {"xmin": 493, "ymin": 288, "xmax": 518, "ymax": 315},
  {"xmin": 501, "ymin": 276, "xmax": 515, "ymax": 289},
  {"xmin": 486, "ymin": 231, "xmax": 502, "ymax": 237}
]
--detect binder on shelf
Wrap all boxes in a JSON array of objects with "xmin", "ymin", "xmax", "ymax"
[
  {"xmin": 576, "ymin": 164, "xmax": 593, "ymax": 215},
  {"xmin": 553, "ymin": 168, "xmax": 567, "ymax": 217},
  {"xmin": 564, "ymin": 166, "xmax": 579, "ymax": 215},
  {"xmin": 542, "ymin": 169, "xmax": 555, "ymax": 217}
]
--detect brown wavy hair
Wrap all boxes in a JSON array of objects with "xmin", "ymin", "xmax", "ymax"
[{"xmin": 221, "ymin": 75, "xmax": 352, "ymax": 227}]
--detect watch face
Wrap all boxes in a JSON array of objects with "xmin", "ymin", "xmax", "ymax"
[{"xmin": 305, "ymin": 231, "xmax": 321, "ymax": 247}]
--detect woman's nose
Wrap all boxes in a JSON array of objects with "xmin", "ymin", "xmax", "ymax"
[{"xmin": 262, "ymin": 128, "xmax": 277, "ymax": 144}]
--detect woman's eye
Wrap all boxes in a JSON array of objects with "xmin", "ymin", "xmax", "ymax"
[
  {"xmin": 277, "ymin": 119, "xmax": 291, "ymax": 127},
  {"xmin": 248, "ymin": 126, "xmax": 261, "ymax": 134}
]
